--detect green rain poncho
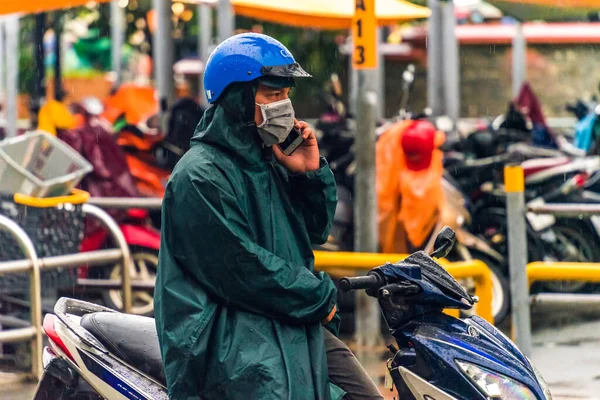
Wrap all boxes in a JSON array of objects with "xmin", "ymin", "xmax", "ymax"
[{"xmin": 154, "ymin": 83, "xmax": 344, "ymax": 400}]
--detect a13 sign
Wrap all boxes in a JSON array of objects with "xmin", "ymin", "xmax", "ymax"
[{"xmin": 352, "ymin": 0, "xmax": 377, "ymax": 70}]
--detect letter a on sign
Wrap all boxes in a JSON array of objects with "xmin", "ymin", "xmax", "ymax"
[{"xmin": 352, "ymin": 0, "xmax": 377, "ymax": 70}]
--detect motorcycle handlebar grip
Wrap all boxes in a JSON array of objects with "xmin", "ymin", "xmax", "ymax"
[{"xmin": 339, "ymin": 275, "xmax": 381, "ymax": 292}]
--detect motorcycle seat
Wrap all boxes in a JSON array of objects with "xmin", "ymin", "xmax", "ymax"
[
  {"xmin": 521, "ymin": 156, "xmax": 571, "ymax": 178},
  {"xmin": 81, "ymin": 312, "xmax": 166, "ymax": 385}
]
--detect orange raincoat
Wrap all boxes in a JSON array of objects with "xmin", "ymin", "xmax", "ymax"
[
  {"xmin": 102, "ymin": 84, "xmax": 158, "ymax": 125},
  {"xmin": 377, "ymin": 120, "xmax": 447, "ymax": 253}
]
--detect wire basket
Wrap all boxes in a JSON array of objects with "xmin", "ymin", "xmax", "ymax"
[
  {"xmin": 0, "ymin": 190, "xmax": 89, "ymax": 294},
  {"xmin": 0, "ymin": 131, "xmax": 93, "ymax": 197}
]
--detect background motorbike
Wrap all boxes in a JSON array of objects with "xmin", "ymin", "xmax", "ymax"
[
  {"xmin": 102, "ymin": 85, "xmax": 203, "ymax": 199},
  {"xmin": 315, "ymin": 65, "xmax": 510, "ymax": 326},
  {"xmin": 472, "ymin": 168, "xmax": 600, "ymax": 294},
  {"xmin": 60, "ymin": 98, "xmax": 161, "ymax": 316},
  {"xmin": 440, "ymin": 84, "xmax": 600, "ymax": 299}
]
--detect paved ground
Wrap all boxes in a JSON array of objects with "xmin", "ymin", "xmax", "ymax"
[
  {"xmin": 530, "ymin": 316, "xmax": 600, "ymax": 400},
  {"xmin": 3, "ymin": 308, "xmax": 600, "ymax": 399},
  {"xmin": 0, "ymin": 372, "xmax": 36, "ymax": 400}
]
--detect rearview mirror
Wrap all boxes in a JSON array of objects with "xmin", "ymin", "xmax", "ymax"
[
  {"xmin": 430, "ymin": 226, "xmax": 456, "ymax": 259},
  {"xmin": 402, "ymin": 64, "xmax": 416, "ymax": 88}
]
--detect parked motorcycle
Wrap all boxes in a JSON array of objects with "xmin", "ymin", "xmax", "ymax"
[
  {"xmin": 77, "ymin": 212, "xmax": 160, "ymax": 316},
  {"xmin": 60, "ymin": 98, "xmax": 161, "ymax": 316},
  {"xmin": 315, "ymin": 65, "xmax": 510, "ymax": 324},
  {"xmin": 315, "ymin": 75, "xmax": 359, "ymax": 177},
  {"xmin": 446, "ymin": 84, "xmax": 586, "ymax": 173},
  {"xmin": 567, "ymin": 98, "xmax": 600, "ymax": 155},
  {"xmin": 472, "ymin": 164, "xmax": 600, "ymax": 294},
  {"xmin": 442, "ymin": 88, "xmax": 600, "ymax": 296},
  {"xmin": 33, "ymin": 227, "xmax": 552, "ymax": 400},
  {"xmin": 313, "ymin": 74, "xmax": 357, "ymax": 252},
  {"xmin": 102, "ymin": 85, "xmax": 203, "ymax": 198}
]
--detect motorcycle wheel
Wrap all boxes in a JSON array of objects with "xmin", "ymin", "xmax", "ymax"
[
  {"xmin": 102, "ymin": 248, "xmax": 158, "ymax": 316},
  {"xmin": 533, "ymin": 220, "xmax": 600, "ymax": 293}
]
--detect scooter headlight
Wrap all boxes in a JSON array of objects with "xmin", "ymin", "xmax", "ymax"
[{"xmin": 457, "ymin": 360, "xmax": 537, "ymax": 399}]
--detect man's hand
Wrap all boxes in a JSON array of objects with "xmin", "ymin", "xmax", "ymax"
[
  {"xmin": 273, "ymin": 119, "xmax": 320, "ymax": 173},
  {"xmin": 322, "ymin": 304, "xmax": 337, "ymax": 325}
]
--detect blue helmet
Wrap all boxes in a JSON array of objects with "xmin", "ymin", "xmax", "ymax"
[{"xmin": 203, "ymin": 33, "xmax": 311, "ymax": 104}]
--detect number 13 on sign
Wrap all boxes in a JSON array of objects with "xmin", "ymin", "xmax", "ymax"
[{"xmin": 352, "ymin": 0, "xmax": 377, "ymax": 70}]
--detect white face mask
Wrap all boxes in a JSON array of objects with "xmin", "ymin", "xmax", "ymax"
[{"xmin": 255, "ymin": 98, "xmax": 295, "ymax": 146}]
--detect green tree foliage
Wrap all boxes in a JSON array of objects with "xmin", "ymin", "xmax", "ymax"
[
  {"xmin": 16, "ymin": 3, "xmax": 345, "ymax": 116},
  {"xmin": 18, "ymin": 16, "xmax": 36, "ymax": 96}
]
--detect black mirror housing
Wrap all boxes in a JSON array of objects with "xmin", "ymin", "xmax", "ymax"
[{"xmin": 430, "ymin": 226, "xmax": 456, "ymax": 259}]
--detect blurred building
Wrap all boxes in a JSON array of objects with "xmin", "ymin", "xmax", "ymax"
[{"xmin": 369, "ymin": 22, "xmax": 600, "ymax": 119}]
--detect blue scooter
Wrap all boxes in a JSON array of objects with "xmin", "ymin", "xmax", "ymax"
[
  {"xmin": 34, "ymin": 227, "xmax": 550, "ymax": 399},
  {"xmin": 341, "ymin": 226, "xmax": 552, "ymax": 400}
]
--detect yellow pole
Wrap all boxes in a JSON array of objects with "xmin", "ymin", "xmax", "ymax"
[{"xmin": 504, "ymin": 164, "xmax": 532, "ymax": 355}]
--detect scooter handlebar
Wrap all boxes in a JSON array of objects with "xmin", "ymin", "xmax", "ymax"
[{"xmin": 339, "ymin": 273, "xmax": 384, "ymax": 292}]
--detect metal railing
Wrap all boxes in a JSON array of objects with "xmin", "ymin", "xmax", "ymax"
[
  {"xmin": 505, "ymin": 164, "xmax": 600, "ymax": 356},
  {"xmin": 0, "ymin": 214, "xmax": 42, "ymax": 379},
  {"xmin": 0, "ymin": 204, "xmax": 133, "ymax": 379},
  {"xmin": 13, "ymin": 177, "xmax": 596, "ymax": 379},
  {"xmin": 525, "ymin": 203, "xmax": 600, "ymax": 298},
  {"xmin": 527, "ymin": 261, "xmax": 600, "ymax": 286},
  {"xmin": 87, "ymin": 197, "xmax": 497, "ymax": 346},
  {"xmin": 314, "ymin": 251, "xmax": 494, "ymax": 324},
  {"xmin": 88, "ymin": 197, "xmax": 163, "ymax": 210},
  {"xmin": 527, "ymin": 203, "xmax": 600, "ymax": 218},
  {"xmin": 84, "ymin": 199, "xmax": 496, "ymax": 324}
]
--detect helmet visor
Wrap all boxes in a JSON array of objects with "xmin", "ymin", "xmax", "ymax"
[
  {"xmin": 260, "ymin": 62, "xmax": 312, "ymax": 79},
  {"xmin": 259, "ymin": 76, "xmax": 296, "ymax": 88}
]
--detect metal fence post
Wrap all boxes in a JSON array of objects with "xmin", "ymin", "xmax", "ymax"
[
  {"xmin": 5, "ymin": 15, "xmax": 18, "ymax": 137},
  {"xmin": 198, "ymin": 2, "xmax": 212, "ymax": 108},
  {"xmin": 82, "ymin": 204, "xmax": 133, "ymax": 314},
  {"xmin": 110, "ymin": 0, "xmax": 124, "ymax": 87},
  {"xmin": 441, "ymin": 0, "xmax": 460, "ymax": 129},
  {"xmin": 0, "ymin": 214, "xmax": 43, "ymax": 379},
  {"xmin": 217, "ymin": 0, "xmax": 234, "ymax": 43},
  {"xmin": 152, "ymin": 0, "xmax": 175, "ymax": 124},
  {"xmin": 0, "ymin": 18, "xmax": 5, "ymax": 111},
  {"xmin": 427, "ymin": 0, "xmax": 443, "ymax": 117},
  {"xmin": 354, "ymin": 87, "xmax": 381, "ymax": 347},
  {"xmin": 375, "ymin": 27, "xmax": 385, "ymax": 121},
  {"xmin": 348, "ymin": 31, "xmax": 358, "ymax": 117},
  {"xmin": 504, "ymin": 164, "xmax": 532, "ymax": 356},
  {"xmin": 512, "ymin": 22, "xmax": 527, "ymax": 98}
]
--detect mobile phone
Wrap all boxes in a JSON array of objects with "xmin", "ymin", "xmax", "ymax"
[{"xmin": 278, "ymin": 126, "xmax": 305, "ymax": 156}]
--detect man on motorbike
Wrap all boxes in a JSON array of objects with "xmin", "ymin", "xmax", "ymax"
[{"xmin": 154, "ymin": 33, "xmax": 383, "ymax": 400}]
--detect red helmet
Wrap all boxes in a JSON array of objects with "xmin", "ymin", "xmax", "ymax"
[{"xmin": 401, "ymin": 120, "xmax": 438, "ymax": 171}]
